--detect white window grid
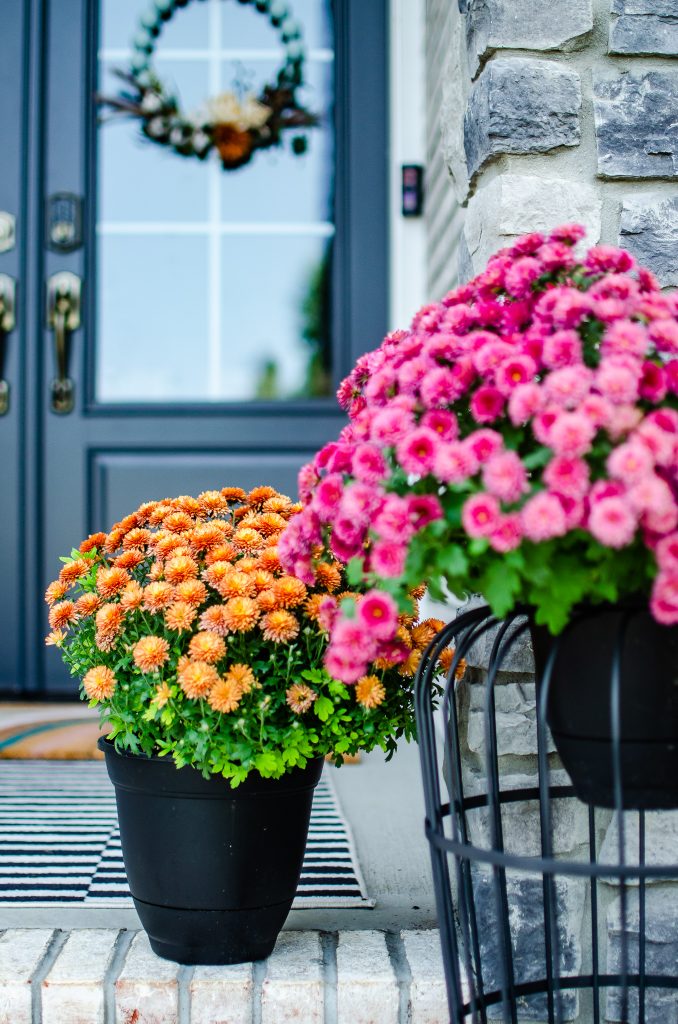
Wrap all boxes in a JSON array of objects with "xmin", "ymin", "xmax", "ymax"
[{"xmin": 97, "ymin": 0, "xmax": 335, "ymax": 400}]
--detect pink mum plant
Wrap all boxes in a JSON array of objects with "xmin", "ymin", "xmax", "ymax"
[{"xmin": 279, "ymin": 225, "xmax": 678, "ymax": 682}]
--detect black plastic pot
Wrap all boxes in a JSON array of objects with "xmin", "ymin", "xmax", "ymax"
[
  {"xmin": 98, "ymin": 738, "xmax": 323, "ymax": 964},
  {"xmin": 530, "ymin": 604, "xmax": 678, "ymax": 810}
]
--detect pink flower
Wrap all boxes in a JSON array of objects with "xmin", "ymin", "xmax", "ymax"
[
  {"xmin": 435, "ymin": 441, "xmax": 479, "ymax": 483},
  {"xmin": 650, "ymin": 572, "xmax": 678, "ymax": 625},
  {"xmin": 373, "ymin": 495, "xmax": 415, "ymax": 542},
  {"xmin": 473, "ymin": 341, "xmax": 514, "ymax": 375},
  {"xmin": 396, "ymin": 427, "xmax": 440, "ymax": 476},
  {"xmin": 465, "ymin": 429, "xmax": 504, "ymax": 464},
  {"xmin": 532, "ymin": 408, "xmax": 559, "ymax": 445},
  {"xmin": 315, "ymin": 474, "xmax": 344, "ymax": 521},
  {"xmin": 298, "ymin": 462, "xmax": 319, "ymax": 503},
  {"xmin": 636, "ymin": 421, "xmax": 678, "ymax": 466},
  {"xmin": 549, "ymin": 223, "xmax": 586, "ymax": 244},
  {"xmin": 482, "ymin": 450, "xmax": 529, "ymax": 503},
  {"xmin": 352, "ymin": 444, "xmax": 387, "ymax": 485},
  {"xmin": 504, "ymin": 256, "xmax": 543, "ymax": 298},
  {"xmin": 667, "ymin": 360, "xmax": 678, "ymax": 397},
  {"xmin": 470, "ymin": 386, "xmax": 505, "ymax": 424},
  {"xmin": 656, "ymin": 533, "xmax": 678, "ymax": 572},
  {"xmin": 521, "ymin": 493, "xmax": 568, "ymax": 541},
  {"xmin": 420, "ymin": 366, "xmax": 466, "ymax": 407},
  {"xmin": 601, "ymin": 319, "xmax": 648, "ymax": 359},
  {"xmin": 370, "ymin": 540, "xmax": 407, "ymax": 577},
  {"xmin": 596, "ymin": 359, "xmax": 640, "ymax": 405},
  {"xmin": 628, "ymin": 475, "xmax": 675, "ymax": 516},
  {"xmin": 556, "ymin": 493, "xmax": 585, "ymax": 529},
  {"xmin": 461, "ymin": 494, "xmax": 502, "ymax": 538},
  {"xmin": 398, "ymin": 356, "xmax": 430, "ymax": 394},
  {"xmin": 584, "ymin": 244, "xmax": 635, "ymax": 274},
  {"xmin": 589, "ymin": 480, "xmax": 625, "ymax": 505},
  {"xmin": 549, "ymin": 412, "xmax": 597, "ymax": 457},
  {"xmin": 325, "ymin": 647, "xmax": 368, "ymax": 684},
  {"xmin": 340, "ymin": 482, "xmax": 383, "ymax": 525},
  {"xmin": 581, "ymin": 394, "xmax": 614, "ymax": 429},
  {"xmin": 542, "ymin": 329, "xmax": 583, "ymax": 369},
  {"xmin": 588, "ymin": 497, "xmax": 637, "ymax": 548},
  {"xmin": 495, "ymin": 355, "xmax": 538, "ymax": 396},
  {"xmin": 543, "ymin": 456, "xmax": 590, "ymax": 499},
  {"xmin": 420, "ymin": 409, "xmax": 459, "ymax": 440},
  {"xmin": 649, "ymin": 319, "xmax": 678, "ymax": 355},
  {"xmin": 357, "ymin": 591, "xmax": 399, "ymax": 640},
  {"xmin": 489, "ymin": 513, "xmax": 523, "ymax": 552},
  {"xmin": 508, "ymin": 383, "xmax": 543, "ymax": 425},
  {"xmin": 317, "ymin": 596, "xmax": 339, "ymax": 632},
  {"xmin": 550, "ymin": 288, "xmax": 591, "ymax": 329},
  {"xmin": 330, "ymin": 533, "xmax": 363, "ymax": 563},
  {"xmin": 639, "ymin": 361, "xmax": 667, "ymax": 403},
  {"xmin": 371, "ymin": 406, "xmax": 415, "ymax": 446},
  {"xmin": 544, "ymin": 366, "xmax": 593, "ymax": 408},
  {"xmin": 607, "ymin": 441, "xmax": 654, "ymax": 485},
  {"xmin": 406, "ymin": 494, "xmax": 444, "ymax": 530},
  {"xmin": 330, "ymin": 617, "xmax": 378, "ymax": 658},
  {"xmin": 537, "ymin": 241, "xmax": 576, "ymax": 271},
  {"xmin": 606, "ymin": 404, "xmax": 644, "ymax": 440}
]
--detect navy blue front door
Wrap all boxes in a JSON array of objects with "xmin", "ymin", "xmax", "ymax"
[{"xmin": 0, "ymin": 0, "xmax": 388, "ymax": 694}]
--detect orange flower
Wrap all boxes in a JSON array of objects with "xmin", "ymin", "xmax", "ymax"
[
  {"xmin": 83, "ymin": 665, "xmax": 117, "ymax": 701},
  {"xmin": 149, "ymin": 562, "xmax": 165, "ymax": 581},
  {"xmin": 45, "ymin": 630, "xmax": 66, "ymax": 647},
  {"xmin": 205, "ymin": 542, "xmax": 236, "ymax": 565},
  {"xmin": 104, "ymin": 527, "xmax": 126, "ymax": 553},
  {"xmin": 410, "ymin": 621, "xmax": 438, "ymax": 650},
  {"xmin": 233, "ymin": 527, "xmax": 264, "ymax": 554},
  {"xmin": 95, "ymin": 603, "xmax": 125, "ymax": 640},
  {"xmin": 175, "ymin": 579, "xmax": 208, "ymax": 607},
  {"xmin": 142, "ymin": 582, "xmax": 175, "ymax": 612},
  {"xmin": 222, "ymin": 597, "xmax": 259, "ymax": 633},
  {"xmin": 189, "ymin": 631, "xmax": 226, "ymax": 664},
  {"xmin": 163, "ymin": 511, "xmax": 194, "ymax": 533},
  {"xmin": 136, "ymin": 500, "xmax": 159, "ymax": 522},
  {"xmin": 165, "ymin": 601, "xmax": 197, "ymax": 632},
  {"xmin": 96, "ymin": 566, "xmax": 130, "ymax": 598},
  {"xmin": 174, "ymin": 495, "xmax": 202, "ymax": 517},
  {"xmin": 439, "ymin": 649, "xmax": 467, "ymax": 680},
  {"xmin": 236, "ymin": 557, "xmax": 258, "ymax": 572},
  {"xmin": 118, "ymin": 513, "xmax": 140, "ymax": 532},
  {"xmin": 355, "ymin": 675, "xmax": 386, "ymax": 709},
  {"xmin": 120, "ymin": 581, "xmax": 144, "ymax": 611},
  {"xmin": 225, "ymin": 663, "xmax": 256, "ymax": 694},
  {"xmin": 304, "ymin": 593, "xmax": 330, "ymax": 624},
  {"xmin": 59, "ymin": 559, "xmax": 91, "ymax": 586},
  {"xmin": 198, "ymin": 490, "xmax": 229, "ymax": 515},
  {"xmin": 314, "ymin": 562, "xmax": 342, "ymax": 593},
  {"xmin": 115, "ymin": 550, "xmax": 145, "ymax": 570},
  {"xmin": 272, "ymin": 576, "xmax": 307, "ymax": 609},
  {"xmin": 122, "ymin": 527, "xmax": 152, "ymax": 549},
  {"xmin": 262, "ymin": 495, "xmax": 292, "ymax": 514},
  {"xmin": 411, "ymin": 584, "xmax": 427, "ymax": 600},
  {"xmin": 148, "ymin": 503, "xmax": 173, "ymax": 526},
  {"xmin": 258, "ymin": 547, "xmax": 282, "ymax": 573},
  {"xmin": 257, "ymin": 589, "xmax": 278, "ymax": 612},
  {"xmin": 165, "ymin": 555, "xmax": 199, "ymax": 584},
  {"xmin": 177, "ymin": 658, "xmax": 219, "ymax": 699},
  {"xmin": 191, "ymin": 523, "xmax": 229, "ymax": 552},
  {"xmin": 286, "ymin": 683, "xmax": 316, "ymax": 714},
  {"xmin": 75, "ymin": 593, "xmax": 101, "ymax": 617},
  {"xmin": 49, "ymin": 601, "xmax": 77, "ymax": 630},
  {"xmin": 261, "ymin": 609, "xmax": 299, "ymax": 643},
  {"xmin": 398, "ymin": 649, "xmax": 422, "ymax": 677},
  {"xmin": 248, "ymin": 485, "xmax": 279, "ymax": 505},
  {"xmin": 154, "ymin": 534, "xmax": 185, "ymax": 559},
  {"xmin": 255, "ymin": 512, "xmax": 287, "ymax": 536},
  {"xmin": 203, "ymin": 561, "xmax": 233, "ymax": 591},
  {"xmin": 45, "ymin": 580, "xmax": 69, "ymax": 605},
  {"xmin": 218, "ymin": 570, "xmax": 255, "ymax": 600},
  {"xmin": 153, "ymin": 681, "xmax": 172, "ymax": 708},
  {"xmin": 251, "ymin": 569, "xmax": 275, "ymax": 593},
  {"xmin": 79, "ymin": 531, "xmax": 107, "ymax": 554},
  {"xmin": 199, "ymin": 605, "xmax": 231, "ymax": 636},
  {"xmin": 220, "ymin": 486, "xmax": 247, "ymax": 502},
  {"xmin": 208, "ymin": 677, "xmax": 242, "ymax": 713},
  {"xmin": 133, "ymin": 636, "xmax": 170, "ymax": 674}
]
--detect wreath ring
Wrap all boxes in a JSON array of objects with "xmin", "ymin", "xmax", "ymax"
[{"xmin": 100, "ymin": 0, "xmax": 319, "ymax": 170}]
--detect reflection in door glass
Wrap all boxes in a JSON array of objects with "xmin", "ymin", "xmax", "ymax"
[{"xmin": 96, "ymin": 0, "xmax": 334, "ymax": 403}]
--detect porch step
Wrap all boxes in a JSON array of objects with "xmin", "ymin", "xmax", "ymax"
[{"xmin": 0, "ymin": 927, "xmax": 448, "ymax": 1023}]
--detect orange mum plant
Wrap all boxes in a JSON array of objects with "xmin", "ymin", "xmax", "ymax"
[{"xmin": 45, "ymin": 486, "xmax": 463, "ymax": 784}]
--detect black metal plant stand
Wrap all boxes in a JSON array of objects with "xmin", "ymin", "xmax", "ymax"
[{"xmin": 414, "ymin": 604, "xmax": 678, "ymax": 1024}]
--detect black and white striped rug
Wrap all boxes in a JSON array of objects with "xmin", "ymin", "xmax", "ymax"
[{"xmin": 0, "ymin": 761, "xmax": 372, "ymax": 908}]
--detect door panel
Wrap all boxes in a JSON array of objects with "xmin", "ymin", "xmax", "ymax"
[{"xmin": 11, "ymin": 0, "xmax": 387, "ymax": 694}]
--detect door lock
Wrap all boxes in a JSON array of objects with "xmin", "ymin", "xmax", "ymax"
[
  {"xmin": 46, "ymin": 271, "xmax": 81, "ymax": 414},
  {"xmin": 0, "ymin": 274, "xmax": 16, "ymax": 416}
]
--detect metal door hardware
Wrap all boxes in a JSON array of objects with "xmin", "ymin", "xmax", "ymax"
[
  {"xmin": 46, "ymin": 271, "xmax": 81, "ymax": 414},
  {"xmin": 0, "ymin": 274, "xmax": 16, "ymax": 416},
  {"xmin": 0, "ymin": 213, "xmax": 15, "ymax": 253}
]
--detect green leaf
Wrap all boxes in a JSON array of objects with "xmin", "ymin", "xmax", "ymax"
[
  {"xmin": 314, "ymin": 696, "xmax": 334, "ymax": 722},
  {"xmin": 477, "ymin": 560, "xmax": 522, "ymax": 619},
  {"xmin": 522, "ymin": 446, "xmax": 551, "ymax": 471},
  {"xmin": 346, "ymin": 557, "xmax": 365, "ymax": 587},
  {"xmin": 436, "ymin": 544, "xmax": 469, "ymax": 579}
]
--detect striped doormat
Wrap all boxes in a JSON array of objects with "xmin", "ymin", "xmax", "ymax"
[{"xmin": 0, "ymin": 761, "xmax": 373, "ymax": 909}]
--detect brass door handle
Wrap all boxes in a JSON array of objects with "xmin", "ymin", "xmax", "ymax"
[
  {"xmin": 0, "ymin": 274, "xmax": 16, "ymax": 416},
  {"xmin": 46, "ymin": 271, "xmax": 81, "ymax": 414}
]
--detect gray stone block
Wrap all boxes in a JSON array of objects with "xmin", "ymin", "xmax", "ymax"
[
  {"xmin": 619, "ymin": 194, "xmax": 678, "ymax": 287},
  {"xmin": 606, "ymin": 886, "xmax": 678, "ymax": 1022},
  {"xmin": 467, "ymin": 682, "xmax": 554, "ymax": 758},
  {"xmin": 600, "ymin": 809, "xmax": 678, "ymax": 884},
  {"xmin": 593, "ymin": 70, "xmax": 678, "ymax": 178},
  {"xmin": 465, "ymin": 59, "xmax": 581, "ymax": 180},
  {"xmin": 610, "ymin": 0, "xmax": 678, "ymax": 56},
  {"xmin": 456, "ymin": 597, "xmax": 535, "ymax": 674},
  {"xmin": 472, "ymin": 870, "xmax": 584, "ymax": 1020},
  {"xmin": 465, "ymin": 0, "xmax": 593, "ymax": 75}
]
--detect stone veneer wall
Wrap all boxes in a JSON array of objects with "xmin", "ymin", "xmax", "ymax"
[{"xmin": 423, "ymin": 4, "xmax": 678, "ymax": 1021}]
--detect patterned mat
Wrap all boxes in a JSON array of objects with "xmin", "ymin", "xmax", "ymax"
[{"xmin": 0, "ymin": 760, "xmax": 372, "ymax": 909}]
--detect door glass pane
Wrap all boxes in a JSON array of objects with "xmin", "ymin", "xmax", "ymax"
[{"xmin": 96, "ymin": 0, "xmax": 335, "ymax": 403}]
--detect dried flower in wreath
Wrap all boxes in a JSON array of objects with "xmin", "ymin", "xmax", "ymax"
[{"xmin": 98, "ymin": 0, "xmax": 319, "ymax": 170}]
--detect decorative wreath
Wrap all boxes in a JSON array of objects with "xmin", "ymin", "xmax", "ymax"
[{"xmin": 100, "ymin": 0, "xmax": 319, "ymax": 170}]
